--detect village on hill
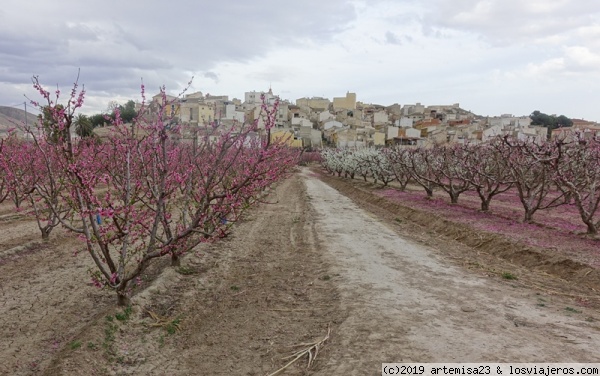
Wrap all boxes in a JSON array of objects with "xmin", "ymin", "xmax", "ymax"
[
  {"xmin": 137, "ymin": 88, "xmax": 600, "ymax": 148},
  {"xmin": 3, "ymin": 88, "xmax": 600, "ymax": 145}
]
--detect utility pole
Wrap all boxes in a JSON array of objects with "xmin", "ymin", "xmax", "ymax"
[{"xmin": 24, "ymin": 101, "xmax": 27, "ymax": 128}]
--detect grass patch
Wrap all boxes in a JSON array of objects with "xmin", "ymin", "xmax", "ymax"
[
  {"xmin": 176, "ymin": 265, "xmax": 196, "ymax": 275},
  {"xmin": 165, "ymin": 318, "xmax": 181, "ymax": 335},
  {"xmin": 230, "ymin": 285, "xmax": 240, "ymax": 291},
  {"xmin": 69, "ymin": 340, "xmax": 82, "ymax": 350},
  {"xmin": 501, "ymin": 272, "xmax": 518, "ymax": 280},
  {"xmin": 565, "ymin": 307, "xmax": 582, "ymax": 314},
  {"xmin": 115, "ymin": 306, "xmax": 132, "ymax": 322},
  {"xmin": 103, "ymin": 315, "xmax": 118, "ymax": 358}
]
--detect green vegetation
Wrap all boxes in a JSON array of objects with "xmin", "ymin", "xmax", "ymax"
[
  {"xmin": 501, "ymin": 272, "xmax": 518, "ymax": 280},
  {"xmin": 38, "ymin": 99, "xmax": 138, "ymax": 139},
  {"xmin": 165, "ymin": 318, "xmax": 181, "ymax": 335},
  {"xmin": 115, "ymin": 306, "xmax": 133, "ymax": 322},
  {"xmin": 74, "ymin": 114, "xmax": 94, "ymax": 138},
  {"xmin": 565, "ymin": 306, "xmax": 582, "ymax": 314},
  {"xmin": 38, "ymin": 105, "xmax": 68, "ymax": 143},
  {"xmin": 69, "ymin": 340, "xmax": 82, "ymax": 350},
  {"xmin": 88, "ymin": 113, "xmax": 107, "ymax": 128},
  {"xmin": 103, "ymin": 315, "xmax": 118, "ymax": 357},
  {"xmin": 530, "ymin": 110, "xmax": 573, "ymax": 139},
  {"xmin": 176, "ymin": 265, "xmax": 196, "ymax": 275}
]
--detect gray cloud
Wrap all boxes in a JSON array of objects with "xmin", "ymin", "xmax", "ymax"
[
  {"xmin": 384, "ymin": 31, "xmax": 402, "ymax": 45},
  {"xmin": 203, "ymin": 72, "xmax": 219, "ymax": 83},
  {"xmin": 0, "ymin": 0, "xmax": 357, "ymax": 111},
  {"xmin": 2, "ymin": 0, "xmax": 600, "ymax": 121},
  {"xmin": 425, "ymin": 0, "xmax": 600, "ymax": 45}
]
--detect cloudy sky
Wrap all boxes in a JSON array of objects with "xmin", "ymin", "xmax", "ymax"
[{"xmin": 1, "ymin": 0, "xmax": 600, "ymax": 120}]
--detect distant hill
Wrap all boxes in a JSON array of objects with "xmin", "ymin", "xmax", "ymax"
[{"xmin": 0, "ymin": 106, "xmax": 39, "ymax": 136}]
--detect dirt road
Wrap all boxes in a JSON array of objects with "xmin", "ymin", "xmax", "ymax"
[
  {"xmin": 2, "ymin": 169, "xmax": 600, "ymax": 375},
  {"xmin": 301, "ymin": 169, "xmax": 600, "ymax": 374}
]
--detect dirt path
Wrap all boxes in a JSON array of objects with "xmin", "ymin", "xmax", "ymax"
[{"xmin": 301, "ymin": 168, "xmax": 600, "ymax": 374}]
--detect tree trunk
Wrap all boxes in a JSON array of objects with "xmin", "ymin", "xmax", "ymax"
[
  {"xmin": 449, "ymin": 191, "xmax": 459, "ymax": 204},
  {"xmin": 117, "ymin": 290, "xmax": 130, "ymax": 307},
  {"xmin": 523, "ymin": 210, "xmax": 534, "ymax": 223},
  {"xmin": 585, "ymin": 221, "xmax": 598, "ymax": 235},
  {"xmin": 480, "ymin": 199, "xmax": 490, "ymax": 212},
  {"xmin": 171, "ymin": 252, "xmax": 181, "ymax": 267},
  {"xmin": 41, "ymin": 227, "xmax": 51, "ymax": 241},
  {"xmin": 477, "ymin": 189, "xmax": 491, "ymax": 212}
]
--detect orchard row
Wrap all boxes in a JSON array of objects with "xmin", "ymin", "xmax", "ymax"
[
  {"xmin": 321, "ymin": 136, "xmax": 600, "ymax": 235},
  {"xmin": 0, "ymin": 77, "xmax": 299, "ymax": 305}
]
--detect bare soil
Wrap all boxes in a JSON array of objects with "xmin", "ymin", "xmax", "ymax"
[{"xmin": 0, "ymin": 167, "xmax": 599, "ymax": 376}]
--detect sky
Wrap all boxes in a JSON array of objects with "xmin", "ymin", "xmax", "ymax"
[{"xmin": 1, "ymin": 0, "xmax": 600, "ymax": 121}]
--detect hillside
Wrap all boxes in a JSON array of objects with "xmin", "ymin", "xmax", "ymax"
[{"xmin": 0, "ymin": 106, "xmax": 39, "ymax": 136}]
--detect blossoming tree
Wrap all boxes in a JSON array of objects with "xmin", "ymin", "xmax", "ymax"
[{"xmin": 25, "ymin": 76, "xmax": 298, "ymax": 305}]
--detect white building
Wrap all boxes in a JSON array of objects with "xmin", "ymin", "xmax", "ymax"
[
  {"xmin": 323, "ymin": 120, "xmax": 343, "ymax": 130},
  {"xmin": 396, "ymin": 117, "xmax": 414, "ymax": 128},
  {"xmin": 292, "ymin": 118, "xmax": 313, "ymax": 128},
  {"xmin": 318, "ymin": 111, "xmax": 334, "ymax": 122},
  {"xmin": 224, "ymin": 103, "xmax": 245, "ymax": 123}
]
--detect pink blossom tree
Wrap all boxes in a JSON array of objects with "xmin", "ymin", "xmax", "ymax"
[
  {"xmin": 0, "ymin": 135, "xmax": 38, "ymax": 210},
  {"xmin": 403, "ymin": 146, "xmax": 471, "ymax": 203},
  {"xmin": 497, "ymin": 136, "xmax": 568, "ymax": 223},
  {"xmin": 404, "ymin": 148, "xmax": 436, "ymax": 198},
  {"xmin": 0, "ymin": 137, "xmax": 13, "ymax": 205},
  {"xmin": 2, "ymin": 136, "xmax": 69, "ymax": 240},
  {"xmin": 462, "ymin": 142, "xmax": 514, "ymax": 211},
  {"xmin": 27, "ymin": 76, "xmax": 298, "ymax": 305},
  {"xmin": 426, "ymin": 145, "xmax": 473, "ymax": 204},
  {"xmin": 383, "ymin": 147, "xmax": 412, "ymax": 191},
  {"xmin": 553, "ymin": 136, "xmax": 600, "ymax": 235}
]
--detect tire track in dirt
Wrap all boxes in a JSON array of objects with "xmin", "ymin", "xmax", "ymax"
[{"xmin": 301, "ymin": 168, "xmax": 600, "ymax": 375}]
